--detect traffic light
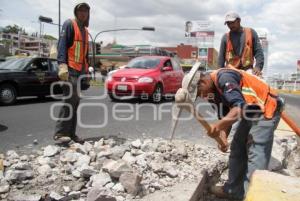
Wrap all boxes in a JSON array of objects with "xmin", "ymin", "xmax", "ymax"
[{"xmin": 95, "ymin": 43, "xmax": 101, "ymax": 54}]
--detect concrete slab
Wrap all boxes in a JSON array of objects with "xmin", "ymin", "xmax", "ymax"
[
  {"xmin": 136, "ymin": 170, "xmax": 208, "ymax": 201},
  {"xmin": 245, "ymin": 170, "xmax": 300, "ymax": 201}
]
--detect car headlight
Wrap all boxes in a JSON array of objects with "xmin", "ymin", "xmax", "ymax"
[{"xmin": 138, "ymin": 77, "xmax": 153, "ymax": 83}]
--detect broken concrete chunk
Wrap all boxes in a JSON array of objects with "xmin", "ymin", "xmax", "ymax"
[
  {"xmin": 43, "ymin": 145, "xmax": 60, "ymax": 157},
  {"xmin": 119, "ymin": 172, "xmax": 142, "ymax": 196},
  {"xmin": 87, "ymin": 187, "xmax": 116, "ymax": 201}
]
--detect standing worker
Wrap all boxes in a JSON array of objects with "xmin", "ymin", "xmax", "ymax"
[
  {"xmin": 218, "ymin": 11, "xmax": 264, "ymax": 76},
  {"xmin": 197, "ymin": 68, "xmax": 282, "ymax": 199},
  {"xmin": 54, "ymin": 2, "xmax": 90, "ymax": 144}
]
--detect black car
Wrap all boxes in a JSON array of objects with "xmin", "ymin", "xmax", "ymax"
[{"xmin": 0, "ymin": 57, "xmax": 62, "ymax": 105}]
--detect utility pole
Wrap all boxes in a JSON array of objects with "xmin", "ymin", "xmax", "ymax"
[{"xmin": 58, "ymin": 0, "xmax": 61, "ymax": 36}]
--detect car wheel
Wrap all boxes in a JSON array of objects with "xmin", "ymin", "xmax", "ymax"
[
  {"xmin": 152, "ymin": 84, "xmax": 163, "ymax": 103},
  {"xmin": 108, "ymin": 93, "xmax": 118, "ymax": 102},
  {"xmin": 0, "ymin": 84, "xmax": 17, "ymax": 105}
]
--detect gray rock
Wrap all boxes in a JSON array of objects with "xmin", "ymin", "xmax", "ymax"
[
  {"xmin": 5, "ymin": 170, "xmax": 34, "ymax": 183},
  {"xmin": 9, "ymin": 194, "xmax": 41, "ymax": 201},
  {"xmin": 84, "ymin": 141, "xmax": 93, "ymax": 153},
  {"xmin": 0, "ymin": 181, "xmax": 10, "ymax": 194},
  {"xmin": 119, "ymin": 172, "xmax": 142, "ymax": 195},
  {"xmin": 149, "ymin": 161, "xmax": 164, "ymax": 173},
  {"xmin": 122, "ymin": 152, "xmax": 136, "ymax": 165},
  {"xmin": 151, "ymin": 181, "xmax": 163, "ymax": 190},
  {"xmin": 72, "ymin": 182, "xmax": 85, "ymax": 191},
  {"xmin": 80, "ymin": 167, "xmax": 97, "ymax": 179},
  {"xmin": 68, "ymin": 191, "xmax": 81, "ymax": 200},
  {"xmin": 156, "ymin": 141, "xmax": 170, "ymax": 153},
  {"xmin": 0, "ymin": 171, "xmax": 3, "ymax": 180},
  {"xmin": 112, "ymin": 183, "xmax": 124, "ymax": 192},
  {"xmin": 49, "ymin": 191, "xmax": 64, "ymax": 200},
  {"xmin": 163, "ymin": 164, "xmax": 178, "ymax": 178},
  {"xmin": 104, "ymin": 138, "xmax": 117, "ymax": 147},
  {"xmin": 109, "ymin": 146, "xmax": 128, "ymax": 160},
  {"xmin": 131, "ymin": 148, "xmax": 144, "ymax": 156},
  {"xmin": 72, "ymin": 170, "xmax": 81, "ymax": 178},
  {"xmin": 89, "ymin": 151, "xmax": 97, "ymax": 162},
  {"xmin": 105, "ymin": 182, "xmax": 115, "ymax": 189},
  {"xmin": 87, "ymin": 187, "xmax": 116, "ymax": 201},
  {"xmin": 97, "ymin": 149, "xmax": 113, "ymax": 159},
  {"xmin": 94, "ymin": 145, "xmax": 111, "ymax": 155},
  {"xmin": 141, "ymin": 139, "xmax": 156, "ymax": 152},
  {"xmin": 90, "ymin": 172, "xmax": 112, "ymax": 187},
  {"xmin": 102, "ymin": 160, "xmax": 132, "ymax": 179},
  {"xmin": 60, "ymin": 150, "xmax": 79, "ymax": 163},
  {"xmin": 75, "ymin": 154, "xmax": 91, "ymax": 168},
  {"xmin": 12, "ymin": 162, "xmax": 32, "ymax": 170},
  {"xmin": 63, "ymin": 186, "xmax": 71, "ymax": 193},
  {"xmin": 131, "ymin": 139, "xmax": 142, "ymax": 149},
  {"xmin": 20, "ymin": 155, "xmax": 29, "ymax": 161},
  {"xmin": 269, "ymin": 139, "xmax": 288, "ymax": 171},
  {"xmin": 37, "ymin": 164, "xmax": 52, "ymax": 176},
  {"xmin": 6, "ymin": 150, "xmax": 19, "ymax": 159},
  {"xmin": 71, "ymin": 143, "xmax": 88, "ymax": 154},
  {"xmin": 37, "ymin": 156, "xmax": 51, "ymax": 165},
  {"xmin": 43, "ymin": 145, "xmax": 60, "ymax": 157},
  {"xmin": 135, "ymin": 154, "xmax": 147, "ymax": 168}
]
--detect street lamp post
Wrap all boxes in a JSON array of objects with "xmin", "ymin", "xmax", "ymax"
[
  {"xmin": 88, "ymin": 27, "xmax": 155, "ymax": 70},
  {"xmin": 38, "ymin": 16, "xmax": 53, "ymax": 56}
]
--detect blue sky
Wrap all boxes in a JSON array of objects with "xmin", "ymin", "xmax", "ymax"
[{"xmin": 1, "ymin": 0, "xmax": 299, "ymax": 76}]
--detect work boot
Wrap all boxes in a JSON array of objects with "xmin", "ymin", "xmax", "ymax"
[
  {"xmin": 53, "ymin": 134, "xmax": 71, "ymax": 144},
  {"xmin": 71, "ymin": 135, "xmax": 84, "ymax": 144},
  {"xmin": 210, "ymin": 185, "xmax": 229, "ymax": 199}
]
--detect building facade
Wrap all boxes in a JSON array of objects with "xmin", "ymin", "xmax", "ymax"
[{"xmin": 0, "ymin": 32, "xmax": 57, "ymax": 57}]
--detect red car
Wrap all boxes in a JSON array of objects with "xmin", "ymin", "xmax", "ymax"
[{"xmin": 105, "ymin": 56, "xmax": 184, "ymax": 103}]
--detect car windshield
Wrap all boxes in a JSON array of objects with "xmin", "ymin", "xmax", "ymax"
[
  {"xmin": 0, "ymin": 58, "xmax": 31, "ymax": 70},
  {"xmin": 126, "ymin": 58, "xmax": 161, "ymax": 69}
]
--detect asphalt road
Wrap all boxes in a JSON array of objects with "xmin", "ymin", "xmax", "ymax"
[
  {"xmin": 0, "ymin": 86, "xmax": 215, "ymax": 153},
  {"xmin": 279, "ymin": 93, "xmax": 300, "ymax": 125},
  {"xmin": 1, "ymin": 87, "xmax": 299, "ymax": 154}
]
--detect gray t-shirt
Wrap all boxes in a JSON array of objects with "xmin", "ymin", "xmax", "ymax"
[{"xmin": 218, "ymin": 27, "xmax": 264, "ymax": 70}]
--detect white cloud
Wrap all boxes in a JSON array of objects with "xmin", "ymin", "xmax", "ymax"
[{"xmin": 0, "ymin": 0, "xmax": 299, "ymax": 74}]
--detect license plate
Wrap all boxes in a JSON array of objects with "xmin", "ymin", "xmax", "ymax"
[{"xmin": 117, "ymin": 85, "xmax": 127, "ymax": 91}]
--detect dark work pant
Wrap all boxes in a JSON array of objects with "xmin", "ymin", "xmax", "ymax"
[
  {"xmin": 223, "ymin": 111, "xmax": 281, "ymax": 199},
  {"xmin": 55, "ymin": 75, "xmax": 80, "ymax": 138}
]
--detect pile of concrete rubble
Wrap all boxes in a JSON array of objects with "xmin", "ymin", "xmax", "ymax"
[
  {"xmin": 0, "ymin": 138, "xmax": 227, "ymax": 201},
  {"xmin": 0, "ymin": 134, "xmax": 298, "ymax": 201}
]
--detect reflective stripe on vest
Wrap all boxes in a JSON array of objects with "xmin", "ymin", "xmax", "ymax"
[
  {"xmin": 210, "ymin": 68, "xmax": 278, "ymax": 119},
  {"xmin": 68, "ymin": 19, "xmax": 89, "ymax": 72},
  {"xmin": 225, "ymin": 28, "xmax": 253, "ymax": 69}
]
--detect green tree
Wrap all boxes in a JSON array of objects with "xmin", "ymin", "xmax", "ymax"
[
  {"xmin": 43, "ymin": 34, "xmax": 57, "ymax": 40},
  {"xmin": 3, "ymin": 24, "xmax": 23, "ymax": 34}
]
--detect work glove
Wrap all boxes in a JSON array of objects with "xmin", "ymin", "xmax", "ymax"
[{"xmin": 58, "ymin": 63, "xmax": 69, "ymax": 81}]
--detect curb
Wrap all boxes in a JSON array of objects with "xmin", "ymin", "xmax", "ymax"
[
  {"xmin": 276, "ymin": 89, "xmax": 300, "ymax": 95},
  {"xmin": 189, "ymin": 170, "xmax": 208, "ymax": 201}
]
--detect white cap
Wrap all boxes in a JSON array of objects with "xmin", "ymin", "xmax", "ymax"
[{"xmin": 224, "ymin": 11, "xmax": 240, "ymax": 25}]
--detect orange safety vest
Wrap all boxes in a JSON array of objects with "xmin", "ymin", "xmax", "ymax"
[
  {"xmin": 210, "ymin": 68, "xmax": 278, "ymax": 119},
  {"xmin": 225, "ymin": 27, "xmax": 253, "ymax": 69},
  {"xmin": 68, "ymin": 19, "xmax": 89, "ymax": 72}
]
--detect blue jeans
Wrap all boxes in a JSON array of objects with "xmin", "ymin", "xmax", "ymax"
[{"xmin": 224, "ymin": 111, "xmax": 281, "ymax": 199}]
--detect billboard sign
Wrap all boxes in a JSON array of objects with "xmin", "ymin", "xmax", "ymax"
[{"xmin": 185, "ymin": 20, "xmax": 214, "ymax": 37}]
